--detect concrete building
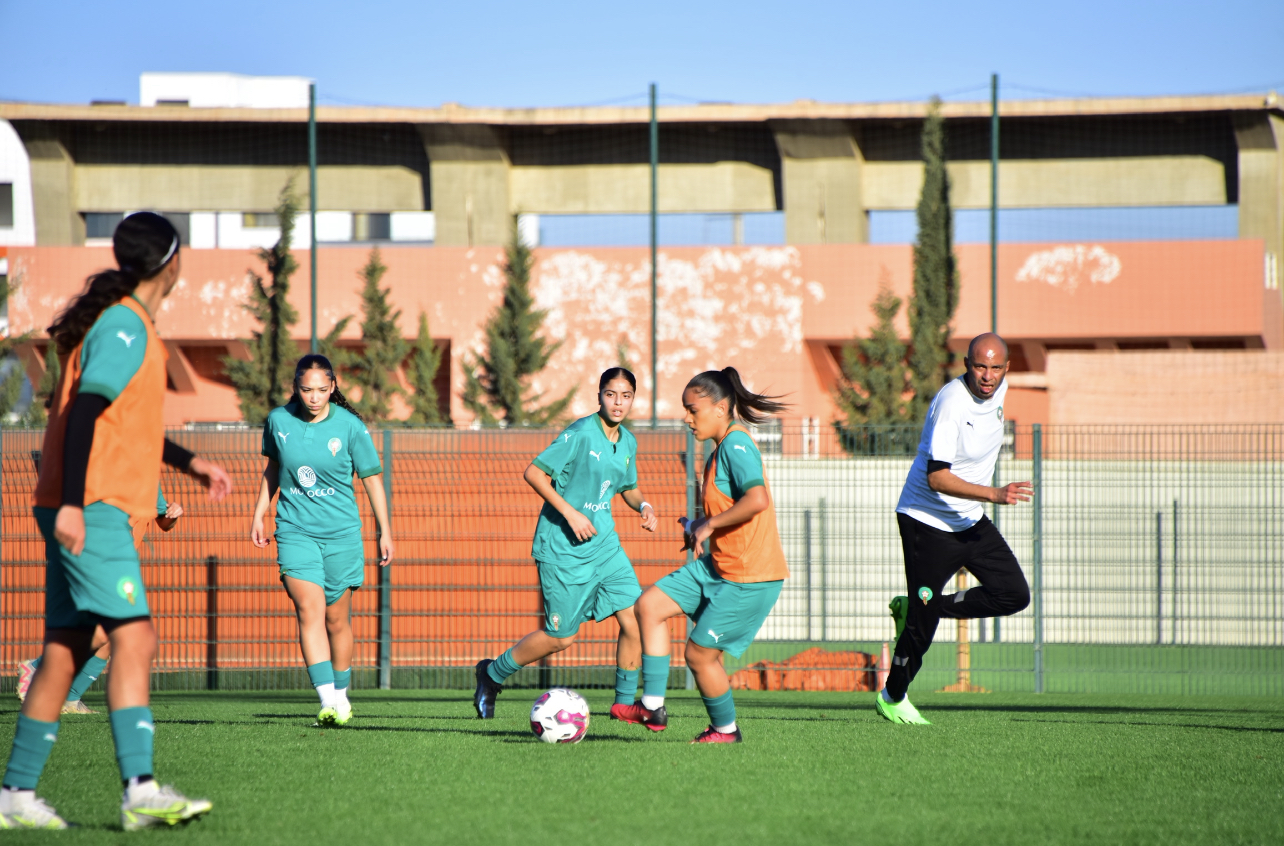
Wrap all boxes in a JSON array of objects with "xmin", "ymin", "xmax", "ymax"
[{"xmin": 0, "ymin": 79, "xmax": 1281, "ymax": 428}]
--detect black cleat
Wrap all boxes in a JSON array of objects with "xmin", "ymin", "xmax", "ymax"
[{"xmin": 473, "ymin": 659, "xmax": 502, "ymax": 719}]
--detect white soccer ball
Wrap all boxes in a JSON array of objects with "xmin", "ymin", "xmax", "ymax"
[{"xmin": 529, "ymin": 688, "xmax": 591, "ymax": 744}]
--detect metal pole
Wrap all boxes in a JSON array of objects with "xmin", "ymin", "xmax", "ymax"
[
  {"xmin": 685, "ymin": 427, "xmax": 696, "ymax": 690},
  {"xmin": 649, "ymin": 82, "xmax": 658, "ymax": 428},
  {"xmin": 206, "ymin": 555, "xmax": 219, "ymax": 691},
  {"xmin": 1172, "ymin": 499, "xmax": 1178, "ymax": 644},
  {"xmin": 989, "ymin": 72, "xmax": 999, "ymax": 334},
  {"xmin": 309, "ymin": 82, "xmax": 318, "ymax": 354},
  {"xmin": 804, "ymin": 510, "xmax": 813, "ymax": 640},
  {"xmin": 819, "ymin": 497, "xmax": 828, "ymax": 642},
  {"xmin": 1155, "ymin": 511, "xmax": 1163, "ymax": 646},
  {"xmin": 379, "ymin": 430, "xmax": 393, "ymax": 689},
  {"xmin": 1032, "ymin": 424, "xmax": 1044, "ymax": 693}
]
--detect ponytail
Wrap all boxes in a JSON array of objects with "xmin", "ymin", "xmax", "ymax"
[
  {"xmin": 685, "ymin": 367, "xmax": 789, "ymax": 425},
  {"xmin": 290, "ymin": 353, "xmax": 363, "ymax": 421},
  {"xmin": 47, "ymin": 212, "xmax": 179, "ymax": 353}
]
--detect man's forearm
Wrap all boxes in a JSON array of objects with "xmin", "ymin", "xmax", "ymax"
[{"xmin": 927, "ymin": 469, "xmax": 995, "ymax": 503}]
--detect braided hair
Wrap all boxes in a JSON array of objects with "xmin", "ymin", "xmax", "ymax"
[
  {"xmin": 290, "ymin": 354, "xmax": 362, "ymax": 420},
  {"xmin": 684, "ymin": 367, "xmax": 789, "ymax": 425},
  {"xmin": 47, "ymin": 212, "xmax": 179, "ymax": 353}
]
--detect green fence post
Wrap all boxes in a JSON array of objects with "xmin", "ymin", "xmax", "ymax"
[
  {"xmin": 379, "ymin": 429, "xmax": 393, "ymax": 690},
  {"xmin": 685, "ymin": 427, "xmax": 696, "ymax": 690},
  {"xmin": 1032, "ymin": 424, "xmax": 1044, "ymax": 694},
  {"xmin": 819, "ymin": 497, "xmax": 827, "ymax": 642}
]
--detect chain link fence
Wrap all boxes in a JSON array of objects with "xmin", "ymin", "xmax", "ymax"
[{"xmin": 2, "ymin": 424, "xmax": 1281, "ymax": 695}]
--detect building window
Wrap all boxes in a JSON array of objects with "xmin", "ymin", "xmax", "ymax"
[
  {"xmin": 84, "ymin": 212, "xmax": 125, "ymax": 239},
  {"xmin": 243, "ymin": 212, "xmax": 280, "ymax": 229},
  {"xmin": 160, "ymin": 212, "xmax": 191, "ymax": 246},
  {"xmin": 353, "ymin": 212, "xmax": 391, "ymax": 242},
  {"xmin": 0, "ymin": 183, "xmax": 12, "ymax": 228}
]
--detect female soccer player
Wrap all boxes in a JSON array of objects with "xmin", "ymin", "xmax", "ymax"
[
  {"xmin": 16, "ymin": 488, "xmax": 184, "ymax": 716},
  {"xmin": 251, "ymin": 354, "xmax": 393, "ymax": 727},
  {"xmin": 1, "ymin": 212, "xmax": 232, "ymax": 830},
  {"xmin": 473, "ymin": 368, "xmax": 658, "ymax": 718},
  {"xmin": 617, "ymin": 368, "xmax": 789, "ymax": 743}
]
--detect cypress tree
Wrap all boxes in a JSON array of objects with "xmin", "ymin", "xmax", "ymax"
[
  {"xmin": 907, "ymin": 97, "xmax": 960, "ymax": 422},
  {"xmin": 22, "ymin": 344, "xmax": 60, "ymax": 428},
  {"xmin": 224, "ymin": 184, "xmax": 303, "ymax": 424},
  {"xmin": 834, "ymin": 284, "xmax": 911, "ymax": 454},
  {"xmin": 462, "ymin": 223, "xmax": 574, "ymax": 426},
  {"xmin": 349, "ymin": 248, "xmax": 407, "ymax": 422},
  {"xmin": 405, "ymin": 312, "xmax": 445, "ymax": 425},
  {"xmin": 0, "ymin": 272, "xmax": 29, "ymax": 423}
]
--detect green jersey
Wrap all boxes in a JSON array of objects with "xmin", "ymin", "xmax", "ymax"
[
  {"xmin": 531, "ymin": 414, "xmax": 639, "ymax": 582},
  {"xmin": 78, "ymin": 299, "xmax": 148, "ymax": 402},
  {"xmin": 708, "ymin": 429, "xmax": 765, "ymax": 500},
  {"xmin": 262, "ymin": 401, "xmax": 382, "ymax": 540}
]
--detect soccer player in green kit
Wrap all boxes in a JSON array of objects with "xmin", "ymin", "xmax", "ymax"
[
  {"xmin": 251, "ymin": 354, "xmax": 394, "ymax": 727},
  {"xmin": 473, "ymin": 368, "xmax": 658, "ymax": 718}
]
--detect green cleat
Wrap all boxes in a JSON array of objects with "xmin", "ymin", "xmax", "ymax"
[
  {"xmin": 0, "ymin": 792, "xmax": 71, "ymax": 829},
  {"xmin": 333, "ymin": 701, "xmax": 353, "ymax": 726},
  {"xmin": 120, "ymin": 782, "xmax": 211, "ymax": 831},
  {"xmin": 875, "ymin": 693, "xmax": 931, "ymax": 725},
  {"xmin": 318, "ymin": 706, "xmax": 339, "ymax": 726},
  {"xmin": 889, "ymin": 596, "xmax": 909, "ymax": 641}
]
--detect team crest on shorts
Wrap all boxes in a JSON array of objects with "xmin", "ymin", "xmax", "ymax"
[
  {"xmin": 550, "ymin": 613, "xmax": 561, "ymax": 632},
  {"xmin": 328, "ymin": 437, "xmax": 342, "ymax": 456},
  {"xmin": 117, "ymin": 578, "xmax": 138, "ymax": 606}
]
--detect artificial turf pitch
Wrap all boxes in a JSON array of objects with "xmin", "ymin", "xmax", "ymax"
[{"xmin": 1, "ymin": 689, "xmax": 1280, "ymax": 844}]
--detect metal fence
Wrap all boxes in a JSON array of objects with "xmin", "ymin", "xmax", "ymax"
[{"xmin": 2, "ymin": 424, "xmax": 1282, "ymax": 696}]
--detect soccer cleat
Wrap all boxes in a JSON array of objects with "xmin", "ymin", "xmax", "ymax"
[
  {"xmin": 16, "ymin": 658, "xmax": 37, "ymax": 702},
  {"xmin": 875, "ymin": 693, "xmax": 931, "ymax": 725},
  {"xmin": 889, "ymin": 596, "xmax": 909, "ymax": 642},
  {"xmin": 691, "ymin": 725, "xmax": 743, "ymax": 744},
  {"xmin": 120, "ymin": 781, "xmax": 212, "ymax": 831},
  {"xmin": 317, "ymin": 706, "xmax": 339, "ymax": 726},
  {"xmin": 61, "ymin": 698, "xmax": 98, "ymax": 715},
  {"xmin": 609, "ymin": 702, "xmax": 668, "ymax": 731},
  {"xmin": 0, "ymin": 792, "xmax": 70, "ymax": 829},
  {"xmin": 332, "ymin": 700, "xmax": 353, "ymax": 726},
  {"xmin": 473, "ymin": 659, "xmax": 502, "ymax": 719}
]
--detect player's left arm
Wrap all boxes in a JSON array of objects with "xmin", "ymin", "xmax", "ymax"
[
  {"xmin": 620, "ymin": 489, "xmax": 657, "ymax": 532},
  {"xmin": 163, "ymin": 439, "xmax": 233, "ymax": 502},
  {"xmin": 683, "ymin": 434, "xmax": 769, "ymax": 555},
  {"xmin": 927, "ymin": 468, "xmax": 1031, "ymax": 505},
  {"xmin": 352, "ymin": 422, "xmax": 393, "ymax": 565}
]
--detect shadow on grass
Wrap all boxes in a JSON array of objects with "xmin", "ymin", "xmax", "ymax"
[
  {"xmin": 736, "ymin": 698, "xmax": 1284, "ymax": 718},
  {"xmin": 1012, "ymin": 718, "xmax": 1284, "ymax": 734}
]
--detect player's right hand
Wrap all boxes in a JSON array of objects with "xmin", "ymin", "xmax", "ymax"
[
  {"xmin": 54, "ymin": 505, "xmax": 86, "ymax": 556},
  {"xmin": 250, "ymin": 517, "xmax": 271, "ymax": 548},
  {"xmin": 995, "ymin": 481, "xmax": 1034, "ymax": 505},
  {"xmin": 567, "ymin": 511, "xmax": 596, "ymax": 542}
]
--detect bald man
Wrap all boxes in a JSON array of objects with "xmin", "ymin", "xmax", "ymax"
[{"xmin": 877, "ymin": 333, "xmax": 1033, "ymax": 725}]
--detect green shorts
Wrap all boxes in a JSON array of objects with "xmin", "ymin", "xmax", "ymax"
[
  {"xmin": 654, "ymin": 556, "xmax": 783, "ymax": 658},
  {"xmin": 34, "ymin": 504, "xmax": 150, "ymax": 629},
  {"xmin": 277, "ymin": 531, "xmax": 365, "ymax": 606},
  {"xmin": 539, "ymin": 547, "xmax": 642, "ymax": 637}
]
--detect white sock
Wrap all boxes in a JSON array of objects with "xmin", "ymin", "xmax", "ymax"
[
  {"xmin": 715, "ymin": 721, "xmax": 737, "ymax": 734},
  {"xmin": 126, "ymin": 778, "xmax": 158, "ymax": 801},
  {"xmin": 641, "ymin": 695, "xmax": 664, "ymax": 710},
  {"xmin": 315, "ymin": 682, "xmax": 336, "ymax": 708},
  {"xmin": 881, "ymin": 688, "xmax": 902, "ymax": 704},
  {"xmin": 335, "ymin": 687, "xmax": 350, "ymax": 707},
  {"xmin": 0, "ymin": 788, "xmax": 34, "ymax": 811}
]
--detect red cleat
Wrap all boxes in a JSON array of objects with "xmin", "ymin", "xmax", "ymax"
[
  {"xmin": 609, "ymin": 702, "xmax": 668, "ymax": 731},
  {"xmin": 691, "ymin": 725, "xmax": 743, "ymax": 744}
]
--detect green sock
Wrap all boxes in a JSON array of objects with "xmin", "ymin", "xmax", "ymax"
[
  {"xmin": 641, "ymin": 654, "xmax": 670, "ymax": 700},
  {"xmin": 487, "ymin": 649, "xmax": 522, "ymax": 685},
  {"xmin": 2, "ymin": 715, "xmax": 59, "ymax": 790},
  {"xmin": 614, "ymin": 668, "xmax": 640, "ymax": 705},
  {"xmin": 67, "ymin": 655, "xmax": 108, "ymax": 702},
  {"xmin": 333, "ymin": 668, "xmax": 352, "ymax": 692},
  {"xmin": 306, "ymin": 661, "xmax": 334, "ymax": 688},
  {"xmin": 109, "ymin": 706, "xmax": 154, "ymax": 782},
  {"xmin": 702, "ymin": 690, "xmax": 737, "ymax": 731}
]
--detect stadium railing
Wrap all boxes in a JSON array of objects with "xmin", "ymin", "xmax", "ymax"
[{"xmin": 2, "ymin": 423, "xmax": 1281, "ymax": 696}]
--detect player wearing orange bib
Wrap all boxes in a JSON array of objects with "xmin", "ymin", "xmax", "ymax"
[{"xmin": 618, "ymin": 368, "xmax": 790, "ymax": 743}]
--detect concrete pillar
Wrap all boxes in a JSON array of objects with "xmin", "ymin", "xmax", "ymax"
[
  {"xmin": 419, "ymin": 125, "xmax": 510, "ymax": 247},
  {"xmin": 1234, "ymin": 113, "xmax": 1283, "ymax": 271},
  {"xmin": 17, "ymin": 123, "xmax": 82, "ymax": 245},
  {"xmin": 771, "ymin": 120, "xmax": 865, "ymax": 244}
]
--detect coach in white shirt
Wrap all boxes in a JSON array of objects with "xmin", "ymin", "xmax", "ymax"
[{"xmin": 876, "ymin": 333, "xmax": 1033, "ymax": 726}]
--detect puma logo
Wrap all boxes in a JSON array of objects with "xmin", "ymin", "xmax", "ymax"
[
  {"xmin": 116, "ymin": 331, "xmax": 136, "ymax": 347},
  {"xmin": 733, "ymin": 444, "xmax": 747, "ymax": 452},
  {"xmin": 563, "ymin": 433, "xmax": 571, "ymax": 442},
  {"xmin": 589, "ymin": 450, "xmax": 601, "ymax": 461},
  {"xmin": 136, "ymin": 721, "xmax": 155, "ymax": 734},
  {"xmin": 708, "ymin": 629, "xmax": 724, "ymax": 643},
  {"xmin": 278, "ymin": 432, "xmax": 290, "ymax": 443}
]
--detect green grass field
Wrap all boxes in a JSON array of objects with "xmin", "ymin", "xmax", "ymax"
[{"xmin": 1, "ymin": 689, "xmax": 1281, "ymax": 845}]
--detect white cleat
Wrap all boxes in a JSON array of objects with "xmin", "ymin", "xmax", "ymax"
[
  {"xmin": 0, "ymin": 790, "xmax": 71, "ymax": 829},
  {"xmin": 120, "ymin": 781, "xmax": 212, "ymax": 831}
]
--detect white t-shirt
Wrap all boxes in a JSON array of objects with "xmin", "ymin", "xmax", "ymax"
[{"xmin": 896, "ymin": 376, "xmax": 1007, "ymax": 531}]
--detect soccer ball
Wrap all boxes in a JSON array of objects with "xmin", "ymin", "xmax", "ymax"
[{"xmin": 529, "ymin": 688, "xmax": 590, "ymax": 744}]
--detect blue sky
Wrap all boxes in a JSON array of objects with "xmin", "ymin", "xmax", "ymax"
[{"xmin": 2, "ymin": 0, "xmax": 1282, "ymax": 108}]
